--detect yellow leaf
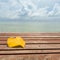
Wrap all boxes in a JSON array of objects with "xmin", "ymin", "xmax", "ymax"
[{"xmin": 7, "ymin": 37, "xmax": 25, "ymax": 48}]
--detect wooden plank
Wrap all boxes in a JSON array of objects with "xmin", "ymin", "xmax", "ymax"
[
  {"xmin": 0, "ymin": 50, "xmax": 60, "ymax": 55},
  {"xmin": 0, "ymin": 55, "xmax": 45, "ymax": 60},
  {"xmin": 0, "ymin": 44, "xmax": 60, "ymax": 50},
  {"xmin": 1, "ymin": 40, "xmax": 60, "ymax": 45},
  {"xmin": 0, "ymin": 33, "xmax": 60, "ymax": 56},
  {"xmin": 0, "ymin": 37, "xmax": 60, "ymax": 44},
  {"xmin": 0, "ymin": 35, "xmax": 60, "ymax": 38},
  {"xmin": 0, "ymin": 54, "xmax": 60, "ymax": 60},
  {"xmin": 0, "ymin": 33, "xmax": 60, "ymax": 36},
  {"xmin": 0, "ymin": 37, "xmax": 60, "ymax": 41}
]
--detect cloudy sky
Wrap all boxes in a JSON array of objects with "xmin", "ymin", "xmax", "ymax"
[{"xmin": 0, "ymin": 0, "xmax": 60, "ymax": 19}]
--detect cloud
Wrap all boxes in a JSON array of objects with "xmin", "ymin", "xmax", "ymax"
[
  {"xmin": 0, "ymin": 0, "xmax": 60, "ymax": 19},
  {"xmin": 29, "ymin": 7, "xmax": 48, "ymax": 17},
  {"xmin": 48, "ymin": 3, "xmax": 60, "ymax": 16},
  {"xmin": 0, "ymin": 0, "xmax": 21, "ymax": 19}
]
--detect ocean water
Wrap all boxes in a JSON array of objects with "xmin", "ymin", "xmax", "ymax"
[{"xmin": 0, "ymin": 22, "xmax": 60, "ymax": 32}]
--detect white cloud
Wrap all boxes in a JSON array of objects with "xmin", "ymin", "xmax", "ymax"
[
  {"xmin": 48, "ymin": 3, "xmax": 60, "ymax": 16},
  {"xmin": 0, "ymin": 0, "xmax": 21, "ymax": 19},
  {"xmin": 29, "ymin": 7, "xmax": 48, "ymax": 17},
  {"xmin": 0, "ymin": 0, "xmax": 60, "ymax": 19}
]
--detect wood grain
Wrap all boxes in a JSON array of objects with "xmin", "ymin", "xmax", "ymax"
[
  {"xmin": 0, "ymin": 54, "xmax": 60, "ymax": 60},
  {"xmin": 0, "ymin": 44, "xmax": 60, "ymax": 50},
  {"xmin": 0, "ymin": 33, "xmax": 60, "ymax": 36},
  {"xmin": 0, "ymin": 33, "xmax": 60, "ymax": 60}
]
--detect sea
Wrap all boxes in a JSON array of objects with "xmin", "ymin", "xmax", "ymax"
[{"xmin": 0, "ymin": 20, "xmax": 60, "ymax": 33}]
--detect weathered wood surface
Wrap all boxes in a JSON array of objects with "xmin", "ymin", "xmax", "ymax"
[
  {"xmin": 0, "ymin": 54, "xmax": 60, "ymax": 60},
  {"xmin": 0, "ymin": 33, "xmax": 60, "ymax": 60}
]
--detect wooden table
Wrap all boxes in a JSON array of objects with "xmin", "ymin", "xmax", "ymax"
[{"xmin": 0, "ymin": 33, "xmax": 60, "ymax": 60}]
